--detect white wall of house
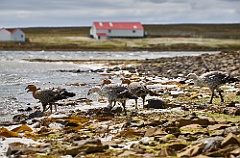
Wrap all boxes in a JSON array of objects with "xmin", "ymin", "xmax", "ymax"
[
  {"xmin": 0, "ymin": 29, "xmax": 11, "ymax": 41},
  {"xmin": 92, "ymin": 29, "xmax": 144, "ymax": 39},
  {"xmin": 107, "ymin": 29, "xmax": 144, "ymax": 37},
  {"xmin": 90, "ymin": 25, "xmax": 98, "ymax": 39},
  {"xmin": 11, "ymin": 29, "xmax": 25, "ymax": 42}
]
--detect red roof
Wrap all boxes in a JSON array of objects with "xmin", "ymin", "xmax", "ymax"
[
  {"xmin": 11, "ymin": 28, "xmax": 24, "ymax": 34},
  {"xmin": 0, "ymin": 28, "xmax": 11, "ymax": 33},
  {"xmin": 0, "ymin": 28, "xmax": 24, "ymax": 34},
  {"xmin": 93, "ymin": 22, "xmax": 144, "ymax": 30}
]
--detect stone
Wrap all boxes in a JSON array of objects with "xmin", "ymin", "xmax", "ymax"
[
  {"xmin": 177, "ymin": 143, "xmax": 204, "ymax": 157},
  {"xmin": 177, "ymin": 118, "xmax": 211, "ymax": 127},
  {"xmin": 20, "ymin": 147, "xmax": 46, "ymax": 155},
  {"xmin": 12, "ymin": 114, "xmax": 27, "ymax": 122},
  {"xmin": 196, "ymin": 136, "xmax": 224, "ymax": 153},
  {"xmin": 221, "ymin": 133, "xmax": 240, "ymax": 147},
  {"xmin": 223, "ymin": 107, "xmax": 240, "ymax": 116},
  {"xmin": 167, "ymin": 143, "xmax": 187, "ymax": 151},
  {"xmin": 28, "ymin": 110, "xmax": 43, "ymax": 119},
  {"xmin": 207, "ymin": 124, "xmax": 231, "ymax": 131},
  {"xmin": 158, "ymin": 147, "xmax": 177, "ymax": 157},
  {"xmin": 224, "ymin": 126, "xmax": 240, "ymax": 135},
  {"xmin": 6, "ymin": 142, "xmax": 26, "ymax": 156},
  {"xmin": 144, "ymin": 127, "xmax": 167, "ymax": 137},
  {"xmin": 144, "ymin": 99, "xmax": 165, "ymax": 109},
  {"xmin": 230, "ymin": 147, "xmax": 240, "ymax": 156},
  {"xmin": 65, "ymin": 139, "xmax": 108, "ymax": 156},
  {"xmin": 206, "ymin": 144, "xmax": 239, "ymax": 157},
  {"xmin": 118, "ymin": 150, "xmax": 137, "ymax": 157},
  {"xmin": 154, "ymin": 134, "xmax": 176, "ymax": 143}
]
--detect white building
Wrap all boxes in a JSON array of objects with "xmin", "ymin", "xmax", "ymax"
[
  {"xmin": 0, "ymin": 28, "xmax": 25, "ymax": 42},
  {"xmin": 0, "ymin": 28, "xmax": 11, "ymax": 41},
  {"xmin": 90, "ymin": 22, "xmax": 144, "ymax": 40},
  {"xmin": 11, "ymin": 28, "xmax": 25, "ymax": 42}
]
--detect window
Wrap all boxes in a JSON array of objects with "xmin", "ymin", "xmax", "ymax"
[
  {"xmin": 108, "ymin": 29, "xmax": 111, "ymax": 33},
  {"xmin": 21, "ymin": 34, "xmax": 23, "ymax": 38},
  {"xmin": 132, "ymin": 30, "xmax": 136, "ymax": 33}
]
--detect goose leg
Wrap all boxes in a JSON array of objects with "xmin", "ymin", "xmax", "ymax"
[
  {"xmin": 49, "ymin": 103, "xmax": 53, "ymax": 113},
  {"xmin": 209, "ymin": 91, "xmax": 214, "ymax": 104},
  {"xmin": 218, "ymin": 90, "xmax": 224, "ymax": 102},
  {"xmin": 135, "ymin": 99, "xmax": 138, "ymax": 109},
  {"xmin": 106, "ymin": 100, "xmax": 113, "ymax": 109},
  {"xmin": 142, "ymin": 96, "xmax": 146, "ymax": 107},
  {"xmin": 42, "ymin": 104, "xmax": 47, "ymax": 113},
  {"xmin": 122, "ymin": 100, "xmax": 127, "ymax": 115}
]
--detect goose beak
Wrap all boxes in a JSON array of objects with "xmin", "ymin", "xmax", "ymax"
[{"xmin": 25, "ymin": 86, "xmax": 30, "ymax": 92}]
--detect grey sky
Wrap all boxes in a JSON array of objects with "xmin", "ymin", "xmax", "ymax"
[{"xmin": 0, "ymin": 0, "xmax": 239, "ymax": 28}]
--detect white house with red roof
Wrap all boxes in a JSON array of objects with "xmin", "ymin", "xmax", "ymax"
[
  {"xmin": 11, "ymin": 28, "xmax": 25, "ymax": 42},
  {"xmin": 0, "ymin": 28, "xmax": 11, "ymax": 41},
  {"xmin": 0, "ymin": 28, "xmax": 25, "ymax": 42},
  {"xmin": 90, "ymin": 22, "xmax": 144, "ymax": 40}
]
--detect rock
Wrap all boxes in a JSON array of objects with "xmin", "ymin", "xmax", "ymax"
[
  {"xmin": 221, "ymin": 133, "xmax": 240, "ymax": 147},
  {"xmin": 12, "ymin": 114, "xmax": 27, "ymax": 122},
  {"xmin": 224, "ymin": 126, "xmax": 240, "ymax": 135},
  {"xmin": 183, "ymin": 112, "xmax": 198, "ymax": 119},
  {"xmin": 6, "ymin": 142, "xmax": 26, "ymax": 156},
  {"xmin": 65, "ymin": 139, "xmax": 108, "ymax": 156},
  {"xmin": 158, "ymin": 147, "xmax": 177, "ymax": 157},
  {"xmin": 144, "ymin": 99, "xmax": 165, "ymax": 109},
  {"xmin": 144, "ymin": 127, "xmax": 167, "ymax": 137},
  {"xmin": 177, "ymin": 143, "xmax": 204, "ymax": 157},
  {"xmin": 206, "ymin": 144, "xmax": 239, "ymax": 157},
  {"xmin": 128, "ymin": 117, "xmax": 145, "ymax": 128},
  {"xmin": 226, "ymin": 102, "xmax": 237, "ymax": 107},
  {"xmin": 230, "ymin": 147, "xmax": 240, "ymax": 157},
  {"xmin": 207, "ymin": 124, "xmax": 231, "ymax": 131},
  {"xmin": 177, "ymin": 117, "xmax": 211, "ymax": 127},
  {"xmin": 223, "ymin": 107, "xmax": 240, "ymax": 116},
  {"xmin": 180, "ymin": 124, "xmax": 207, "ymax": 135},
  {"xmin": 102, "ymin": 140, "xmax": 120, "ymax": 148},
  {"xmin": 20, "ymin": 147, "xmax": 46, "ymax": 155},
  {"xmin": 139, "ymin": 137, "xmax": 151, "ymax": 145},
  {"xmin": 118, "ymin": 150, "xmax": 137, "ymax": 157},
  {"xmin": 165, "ymin": 126, "xmax": 181, "ymax": 135},
  {"xmin": 154, "ymin": 134, "xmax": 176, "ymax": 143},
  {"xmin": 210, "ymin": 129, "xmax": 224, "ymax": 136},
  {"xmin": 234, "ymin": 108, "xmax": 240, "ymax": 115},
  {"xmin": 167, "ymin": 143, "xmax": 187, "ymax": 151},
  {"xmin": 196, "ymin": 136, "xmax": 224, "ymax": 153},
  {"xmin": 28, "ymin": 110, "xmax": 43, "ymax": 119}
]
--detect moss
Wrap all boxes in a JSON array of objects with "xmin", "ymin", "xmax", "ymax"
[{"xmin": 202, "ymin": 112, "xmax": 240, "ymax": 123}]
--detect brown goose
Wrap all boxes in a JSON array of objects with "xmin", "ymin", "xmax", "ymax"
[{"xmin": 25, "ymin": 84, "xmax": 75, "ymax": 113}]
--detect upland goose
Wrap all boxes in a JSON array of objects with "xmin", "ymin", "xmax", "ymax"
[
  {"xmin": 25, "ymin": 84, "xmax": 75, "ymax": 113},
  {"xmin": 187, "ymin": 71, "xmax": 239, "ymax": 104}
]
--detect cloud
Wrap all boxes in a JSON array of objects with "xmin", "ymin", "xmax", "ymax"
[{"xmin": 0, "ymin": 0, "xmax": 239, "ymax": 27}]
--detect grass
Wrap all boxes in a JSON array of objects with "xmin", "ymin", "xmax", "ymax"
[{"xmin": 1, "ymin": 24, "xmax": 240, "ymax": 51}]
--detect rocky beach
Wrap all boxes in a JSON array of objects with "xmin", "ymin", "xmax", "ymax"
[{"xmin": 0, "ymin": 50, "xmax": 240, "ymax": 158}]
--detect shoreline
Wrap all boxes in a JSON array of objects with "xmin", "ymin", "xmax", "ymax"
[{"xmin": 0, "ymin": 50, "xmax": 240, "ymax": 157}]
